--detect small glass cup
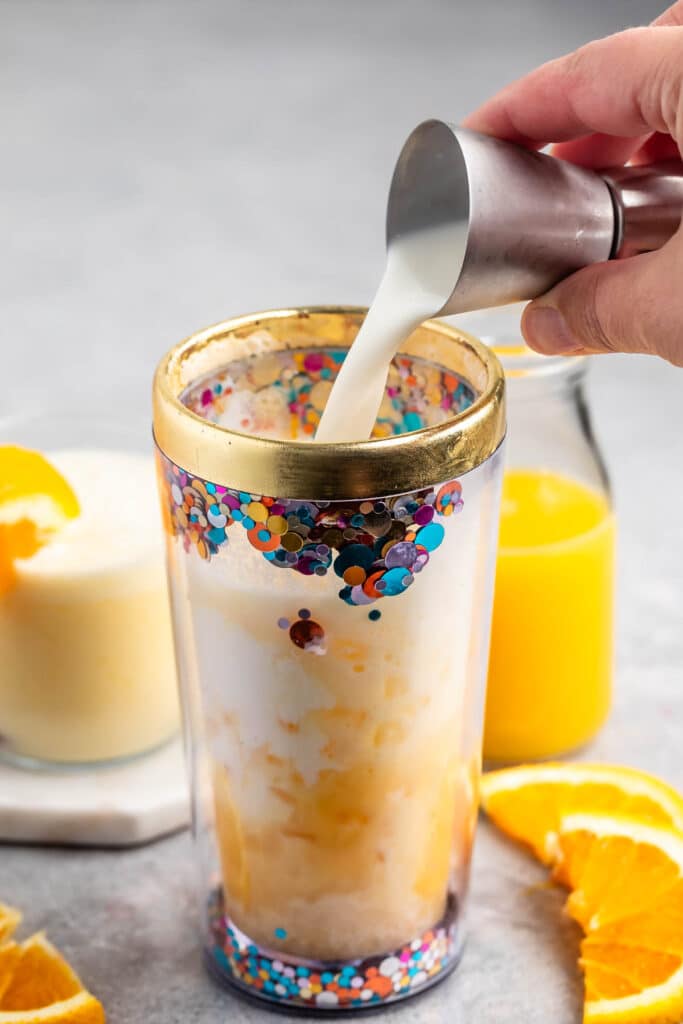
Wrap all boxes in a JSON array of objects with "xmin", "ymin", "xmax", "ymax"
[
  {"xmin": 0, "ymin": 411, "xmax": 179, "ymax": 768},
  {"xmin": 483, "ymin": 342, "xmax": 615, "ymax": 762},
  {"xmin": 154, "ymin": 307, "xmax": 506, "ymax": 1012}
]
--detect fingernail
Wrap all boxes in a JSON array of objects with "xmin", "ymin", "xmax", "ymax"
[{"xmin": 523, "ymin": 306, "xmax": 583, "ymax": 355}]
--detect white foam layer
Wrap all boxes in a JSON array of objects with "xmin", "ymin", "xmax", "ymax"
[{"xmin": 17, "ymin": 449, "xmax": 164, "ymax": 578}]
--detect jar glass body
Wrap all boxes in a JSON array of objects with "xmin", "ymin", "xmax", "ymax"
[{"xmin": 483, "ymin": 349, "xmax": 615, "ymax": 763}]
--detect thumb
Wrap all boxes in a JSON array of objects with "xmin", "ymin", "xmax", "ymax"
[{"xmin": 521, "ymin": 231, "xmax": 683, "ymax": 368}]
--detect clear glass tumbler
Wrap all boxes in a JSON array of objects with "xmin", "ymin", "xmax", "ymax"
[
  {"xmin": 153, "ymin": 307, "xmax": 506, "ymax": 1012},
  {"xmin": 0, "ymin": 412, "xmax": 179, "ymax": 768},
  {"xmin": 483, "ymin": 343, "xmax": 615, "ymax": 762}
]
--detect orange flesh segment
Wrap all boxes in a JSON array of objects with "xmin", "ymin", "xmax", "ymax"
[
  {"xmin": 0, "ymin": 908, "xmax": 21, "ymax": 947},
  {"xmin": 0, "ymin": 446, "xmax": 80, "ymax": 593},
  {"xmin": 581, "ymin": 943, "xmax": 681, "ymax": 991},
  {"xmin": 0, "ymin": 946, "xmax": 21, "ymax": 1004},
  {"xmin": 0, "ymin": 991, "xmax": 106, "ymax": 1023},
  {"xmin": 482, "ymin": 767, "xmax": 683, "ymax": 1023},
  {"xmin": 555, "ymin": 816, "xmax": 683, "ymax": 1024},
  {"xmin": 0, "ymin": 901, "xmax": 105, "ymax": 1023},
  {"xmin": 0, "ymin": 935, "xmax": 83, "ymax": 1012}
]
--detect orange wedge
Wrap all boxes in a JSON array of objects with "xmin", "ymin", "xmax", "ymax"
[
  {"xmin": 0, "ymin": 934, "xmax": 83, "ymax": 1012},
  {"xmin": 555, "ymin": 813, "xmax": 683, "ymax": 1024},
  {"xmin": 0, "ymin": 933, "xmax": 105, "ymax": 1024},
  {"xmin": 480, "ymin": 763, "xmax": 683, "ymax": 862},
  {"xmin": 0, "ymin": 907, "xmax": 21, "ymax": 947},
  {"xmin": 0, "ymin": 446, "xmax": 79, "ymax": 592},
  {"xmin": 0, "ymin": 991, "xmax": 105, "ymax": 1024},
  {"xmin": 0, "ymin": 946, "xmax": 22, "ymax": 1004}
]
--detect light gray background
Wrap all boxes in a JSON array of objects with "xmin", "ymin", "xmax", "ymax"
[{"xmin": 2, "ymin": 2, "xmax": 682, "ymax": 1023}]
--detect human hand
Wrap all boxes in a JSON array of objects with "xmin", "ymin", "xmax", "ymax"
[{"xmin": 464, "ymin": 2, "xmax": 683, "ymax": 366}]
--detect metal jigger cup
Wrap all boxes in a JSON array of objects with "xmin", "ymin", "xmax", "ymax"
[{"xmin": 387, "ymin": 120, "xmax": 683, "ymax": 315}]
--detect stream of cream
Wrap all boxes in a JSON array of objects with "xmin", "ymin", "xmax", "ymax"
[{"xmin": 315, "ymin": 223, "xmax": 468, "ymax": 443}]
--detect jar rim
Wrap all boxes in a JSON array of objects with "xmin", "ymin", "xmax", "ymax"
[
  {"xmin": 489, "ymin": 339, "xmax": 587, "ymax": 380},
  {"xmin": 152, "ymin": 306, "xmax": 506, "ymax": 500}
]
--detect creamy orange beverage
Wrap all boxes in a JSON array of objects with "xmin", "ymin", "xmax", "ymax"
[
  {"xmin": 154, "ymin": 310, "xmax": 506, "ymax": 1011},
  {"xmin": 0, "ymin": 448, "xmax": 179, "ymax": 765}
]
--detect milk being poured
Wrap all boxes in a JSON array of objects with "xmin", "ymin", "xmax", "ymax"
[{"xmin": 315, "ymin": 222, "xmax": 468, "ymax": 443}]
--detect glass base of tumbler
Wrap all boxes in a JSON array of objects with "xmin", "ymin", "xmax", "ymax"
[{"xmin": 206, "ymin": 888, "xmax": 462, "ymax": 1013}]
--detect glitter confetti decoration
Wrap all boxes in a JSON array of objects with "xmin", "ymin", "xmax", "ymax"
[
  {"xmin": 156, "ymin": 347, "xmax": 471, "ymax": 609},
  {"xmin": 157, "ymin": 451, "xmax": 463, "ymax": 608},
  {"xmin": 208, "ymin": 892, "xmax": 459, "ymax": 1010},
  {"xmin": 182, "ymin": 347, "xmax": 475, "ymax": 440}
]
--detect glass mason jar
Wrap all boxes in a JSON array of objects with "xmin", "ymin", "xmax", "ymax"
[
  {"xmin": 482, "ymin": 342, "xmax": 615, "ymax": 763},
  {"xmin": 0, "ymin": 411, "xmax": 179, "ymax": 768},
  {"xmin": 153, "ymin": 307, "xmax": 506, "ymax": 1012}
]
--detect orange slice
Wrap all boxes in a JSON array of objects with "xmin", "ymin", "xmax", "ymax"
[
  {"xmin": 0, "ymin": 946, "xmax": 22, "ymax": 1004},
  {"xmin": 0, "ymin": 991, "xmax": 105, "ymax": 1023},
  {"xmin": 0, "ymin": 934, "xmax": 84, "ymax": 1012},
  {"xmin": 555, "ymin": 813, "xmax": 683, "ymax": 1024},
  {"xmin": 0, "ymin": 907, "xmax": 21, "ymax": 946},
  {"xmin": 480, "ymin": 763, "xmax": 683, "ymax": 862},
  {"xmin": 0, "ymin": 447, "xmax": 79, "ymax": 592}
]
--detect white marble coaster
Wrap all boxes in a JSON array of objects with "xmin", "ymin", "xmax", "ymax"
[{"xmin": 0, "ymin": 739, "xmax": 190, "ymax": 846}]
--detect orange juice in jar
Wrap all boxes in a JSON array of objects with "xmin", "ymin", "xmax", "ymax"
[{"xmin": 482, "ymin": 344, "xmax": 615, "ymax": 763}]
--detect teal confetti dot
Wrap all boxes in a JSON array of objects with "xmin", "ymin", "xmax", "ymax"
[
  {"xmin": 274, "ymin": 927, "xmax": 287, "ymax": 940},
  {"xmin": 417, "ymin": 522, "xmax": 445, "ymax": 552},
  {"xmin": 403, "ymin": 411, "xmax": 423, "ymax": 432},
  {"xmin": 207, "ymin": 527, "xmax": 226, "ymax": 544}
]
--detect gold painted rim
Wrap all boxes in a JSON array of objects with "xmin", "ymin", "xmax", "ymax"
[{"xmin": 152, "ymin": 306, "xmax": 506, "ymax": 499}]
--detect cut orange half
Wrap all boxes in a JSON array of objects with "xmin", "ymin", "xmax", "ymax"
[
  {"xmin": 555, "ymin": 813, "xmax": 683, "ymax": 1024},
  {"xmin": 0, "ymin": 991, "xmax": 105, "ymax": 1024},
  {"xmin": 0, "ymin": 447, "xmax": 79, "ymax": 593},
  {"xmin": 0, "ymin": 933, "xmax": 104, "ymax": 1024},
  {"xmin": 0, "ymin": 933, "xmax": 83, "ymax": 1012},
  {"xmin": 480, "ymin": 763, "xmax": 683, "ymax": 862}
]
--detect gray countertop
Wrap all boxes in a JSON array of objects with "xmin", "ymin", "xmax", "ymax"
[{"xmin": 2, "ymin": 1, "xmax": 682, "ymax": 1022}]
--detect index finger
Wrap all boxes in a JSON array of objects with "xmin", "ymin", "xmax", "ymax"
[
  {"xmin": 654, "ymin": 0, "xmax": 683, "ymax": 26},
  {"xmin": 463, "ymin": 27, "xmax": 683, "ymax": 148}
]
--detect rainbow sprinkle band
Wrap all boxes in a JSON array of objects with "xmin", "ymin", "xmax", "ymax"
[
  {"xmin": 157, "ymin": 347, "xmax": 472, "ymax": 607},
  {"xmin": 156, "ymin": 451, "xmax": 464, "ymax": 608},
  {"xmin": 208, "ymin": 892, "xmax": 459, "ymax": 1011}
]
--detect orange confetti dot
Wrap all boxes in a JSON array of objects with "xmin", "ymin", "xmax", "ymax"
[
  {"xmin": 363, "ymin": 570, "xmax": 384, "ymax": 599},
  {"xmin": 343, "ymin": 565, "xmax": 366, "ymax": 586},
  {"xmin": 368, "ymin": 975, "xmax": 393, "ymax": 997}
]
